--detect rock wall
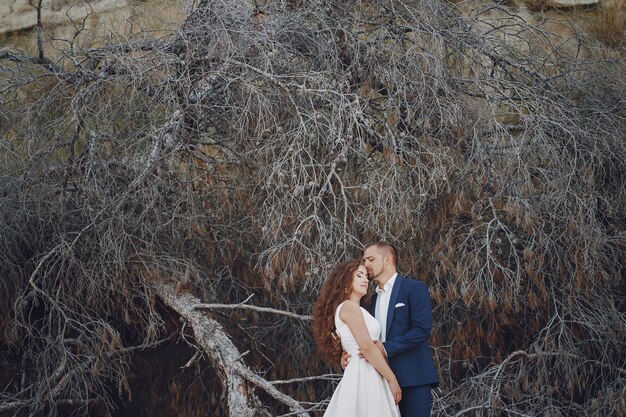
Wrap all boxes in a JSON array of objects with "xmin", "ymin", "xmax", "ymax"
[
  {"xmin": 511, "ymin": 0, "xmax": 625, "ymax": 47},
  {"xmin": 1, "ymin": 0, "xmax": 130, "ymax": 32},
  {"xmin": 0, "ymin": 0, "xmax": 624, "ymax": 53},
  {"xmin": 0, "ymin": 0, "xmax": 184, "ymax": 53}
]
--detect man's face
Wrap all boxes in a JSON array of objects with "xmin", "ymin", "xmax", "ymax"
[{"xmin": 363, "ymin": 246, "xmax": 386, "ymax": 282}]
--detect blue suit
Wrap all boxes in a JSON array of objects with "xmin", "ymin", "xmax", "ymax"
[{"xmin": 369, "ymin": 275, "xmax": 438, "ymax": 417}]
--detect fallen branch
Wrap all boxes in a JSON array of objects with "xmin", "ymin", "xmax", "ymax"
[
  {"xmin": 194, "ymin": 295, "xmax": 312, "ymax": 321},
  {"xmin": 270, "ymin": 374, "xmax": 342, "ymax": 385},
  {"xmin": 154, "ymin": 282, "xmax": 310, "ymax": 417},
  {"xmin": 237, "ymin": 364, "xmax": 311, "ymax": 417}
]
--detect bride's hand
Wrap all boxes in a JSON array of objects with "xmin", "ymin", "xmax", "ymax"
[{"xmin": 389, "ymin": 379, "xmax": 402, "ymax": 405}]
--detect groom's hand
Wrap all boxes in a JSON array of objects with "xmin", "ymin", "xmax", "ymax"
[
  {"xmin": 340, "ymin": 351, "xmax": 351, "ymax": 369},
  {"xmin": 356, "ymin": 340, "xmax": 385, "ymax": 362}
]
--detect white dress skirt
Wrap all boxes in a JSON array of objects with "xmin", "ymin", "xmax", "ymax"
[{"xmin": 323, "ymin": 301, "xmax": 400, "ymax": 417}]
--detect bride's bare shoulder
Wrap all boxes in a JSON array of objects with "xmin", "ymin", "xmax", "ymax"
[{"xmin": 338, "ymin": 300, "xmax": 361, "ymax": 320}]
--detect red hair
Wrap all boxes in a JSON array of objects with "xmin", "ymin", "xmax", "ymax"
[{"xmin": 311, "ymin": 260, "xmax": 361, "ymax": 365}]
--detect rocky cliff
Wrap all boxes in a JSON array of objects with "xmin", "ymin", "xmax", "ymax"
[
  {"xmin": 1, "ymin": 0, "xmax": 184, "ymax": 53},
  {"xmin": 1, "ymin": 0, "xmax": 625, "ymax": 53}
]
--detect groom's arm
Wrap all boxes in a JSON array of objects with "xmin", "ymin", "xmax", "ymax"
[{"xmin": 382, "ymin": 280, "xmax": 432, "ymax": 358}]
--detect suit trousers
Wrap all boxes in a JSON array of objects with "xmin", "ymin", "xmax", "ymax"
[{"xmin": 398, "ymin": 384, "xmax": 432, "ymax": 417}]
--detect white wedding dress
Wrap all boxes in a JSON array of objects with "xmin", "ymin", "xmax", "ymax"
[{"xmin": 323, "ymin": 301, "xmax": 400, "ymax": 417}]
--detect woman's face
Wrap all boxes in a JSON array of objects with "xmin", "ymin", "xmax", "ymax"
[{"xmin": 349, "ymin": 265, "xmax": 369, "ymax": 297}]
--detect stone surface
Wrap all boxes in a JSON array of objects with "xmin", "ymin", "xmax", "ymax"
[
  {"xmin": 0, "ymin": 0, "xmax": 623, "ymax": 54},
  {"xmin": 0, "ymin": 0, "xmax": 185, "ymax": 54},
  {"xmin": 547, "ymin": 0, "xmax": 599, "ymax": 6},
  {"xmin": 0, "ymin": 0, "xmax": 131, "ymax": 33}
]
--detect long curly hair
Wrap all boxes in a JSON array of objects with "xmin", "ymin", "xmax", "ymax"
[{"xmin": 311, "ymin": 259, "xmax": 363, "ymax": 365}]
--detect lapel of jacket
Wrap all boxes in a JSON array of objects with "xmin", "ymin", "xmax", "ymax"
[{"xmin": 386, "ymin": 275, "xmax": 403, "ymax": 337}]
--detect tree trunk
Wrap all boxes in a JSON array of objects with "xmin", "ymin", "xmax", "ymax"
[{"xmin": 154, "ymin": 282, "xmax": 310, "ymax": 417}]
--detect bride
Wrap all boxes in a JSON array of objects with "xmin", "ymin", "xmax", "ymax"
[{"xmin": 312, "ymin": 260, "xmax": 401, "ymax": 417}]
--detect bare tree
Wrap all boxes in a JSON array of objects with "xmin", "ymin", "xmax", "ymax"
[{"xmin": 1, "ymin": 0, "xmax": 625, "ymax": 416}]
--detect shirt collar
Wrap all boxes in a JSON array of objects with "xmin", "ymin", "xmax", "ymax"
[{"xmin": 375, "ymin": 273, "xmax": 398, "ymax": 294}]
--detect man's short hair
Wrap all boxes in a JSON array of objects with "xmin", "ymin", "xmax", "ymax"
[{"xmin": 365, "ymin": 241, "xmax": 398, "ymax": 267}]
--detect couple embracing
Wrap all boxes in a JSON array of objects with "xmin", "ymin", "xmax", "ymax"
[{"xmin": 312, "ymin": 242, "xmax": 439, "ymax": 417}]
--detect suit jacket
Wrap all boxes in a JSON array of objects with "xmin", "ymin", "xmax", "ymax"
[{"xmin": 369, "ymin": 275, "xmax": 439, "ymax": 388}]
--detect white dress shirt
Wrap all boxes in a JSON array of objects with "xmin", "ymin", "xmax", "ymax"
[{"xmin": 374, "ymin": 273, "xmax": 397, "ymax": 342}]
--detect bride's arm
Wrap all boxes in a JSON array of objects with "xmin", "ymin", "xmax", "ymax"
[{"xmin": 339, "ymin": 300, "xmax": 402, "ymax": 403}]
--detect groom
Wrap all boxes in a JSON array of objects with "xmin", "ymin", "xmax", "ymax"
[{"xmin": 346, "ymin": 241, "xmax": 439, "ymax": 417}]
